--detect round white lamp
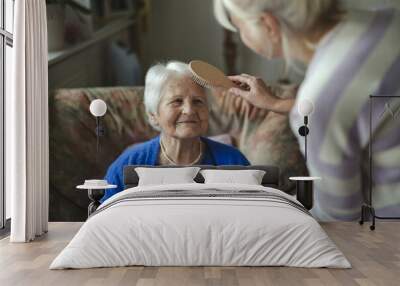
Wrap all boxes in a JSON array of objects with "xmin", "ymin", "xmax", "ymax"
[
  {"xmin": 297, "ymin": 99, "xmax": 314, "ymax": 117},
  {"xmin": 89, "ymin": 99, "xmax": 107, "ymax": 162},
  {"xmin": 89, "ymin": 99, "xmax": 107, "ymax": 117},
  {"xmin": 297, "ymin": 99, "xmax": 314, "ymax": 163}
]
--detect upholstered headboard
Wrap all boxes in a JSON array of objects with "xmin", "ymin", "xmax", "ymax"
[{"xmin": 123, "ymin": 165, "xmax": 280, "ymax": 189}]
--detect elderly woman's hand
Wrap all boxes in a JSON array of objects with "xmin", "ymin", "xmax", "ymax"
[{"xmin": 228, "ymin": 74, "xmax": 294, "ymax": 114}]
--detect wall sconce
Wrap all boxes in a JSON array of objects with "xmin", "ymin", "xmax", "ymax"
[
  {"xmin": 297, "ymin": 99, "xmax": 314, "ymax": 163},
  {"xmin": 89, "ymin": 99, "xmax": 107, "ymax": 162}
]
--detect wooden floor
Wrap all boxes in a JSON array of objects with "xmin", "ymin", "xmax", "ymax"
[{"xmin": 0, "ymin": 222, "xmax": 399, "ymax": 286}]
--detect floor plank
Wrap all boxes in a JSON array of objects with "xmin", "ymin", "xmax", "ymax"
[{"xmin": 0, "ymin": 222, "xmax": 399, "ymax": 286}]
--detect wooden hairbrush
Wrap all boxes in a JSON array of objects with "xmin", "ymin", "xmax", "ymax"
[{"xmin": 189, "ymin": 60, "xmax": 236, "ymax": 89}]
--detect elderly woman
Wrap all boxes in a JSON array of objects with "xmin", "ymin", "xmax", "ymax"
[
  {"xmin": 213, "ymin": 0, "xmax": 400, "ymax": 220},
  {"xmin": 101, "ymin": 61, "xmax": 249, "ymax": 202}
]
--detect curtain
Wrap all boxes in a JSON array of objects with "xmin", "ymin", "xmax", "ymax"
[{"xmin": 7, "ymin": 0, "xmax": 49, "ymax": 242}]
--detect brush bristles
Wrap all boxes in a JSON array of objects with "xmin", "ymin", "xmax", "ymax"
[{"xmin": 191, "ymin": 73, "xmax": 214, "ymax": 89}]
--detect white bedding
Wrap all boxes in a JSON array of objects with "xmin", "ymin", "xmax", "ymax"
[{"xmin": 50, "ymin": 183, "xmax": 351, "ymax": 269}]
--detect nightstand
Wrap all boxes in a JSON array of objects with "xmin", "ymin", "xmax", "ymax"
[
  {"xmin": 289, "ymin": 177, "xmax": 321, "ymax": 210},
  {"xmin": 76, "ymin": 182, "xmax": 117, "ymax": 217}
]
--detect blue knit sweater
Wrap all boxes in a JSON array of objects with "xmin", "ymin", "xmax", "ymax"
[{"xmin": 100, "ymin": 135, "xmax": 249, "ymax": 202}]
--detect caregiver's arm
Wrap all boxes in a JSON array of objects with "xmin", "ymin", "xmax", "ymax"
[{"xmin": 228, "ymin": 74, "xmax": 295, "ymax": 114}]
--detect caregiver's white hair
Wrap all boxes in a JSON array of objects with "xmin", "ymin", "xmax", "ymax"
[{"xmin": 213, "ymin": 0, "xmax": 342, "ymax": 72}]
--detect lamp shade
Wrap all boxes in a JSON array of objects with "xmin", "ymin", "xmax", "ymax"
[
  {"xmin": 297, "ymin": 99, "xmax": 314, "ymax": 116},
  {"xmin": 89, "ymin": 99, "xmax": 107, "ymax": 117}
]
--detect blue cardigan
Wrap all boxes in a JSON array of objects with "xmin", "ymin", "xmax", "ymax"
[{"xmin": 100, "ymin": 135, "xmax": 250, "ymax": 202}]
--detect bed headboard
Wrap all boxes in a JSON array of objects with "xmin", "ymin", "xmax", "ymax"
[{"xmin": 123, "ymin": 165, "xmax": 280, "ymax": 189}]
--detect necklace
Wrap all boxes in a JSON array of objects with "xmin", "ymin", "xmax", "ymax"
[{"xmin": 160, "ymin": 139, "xmax": 203, "ymax": 166}]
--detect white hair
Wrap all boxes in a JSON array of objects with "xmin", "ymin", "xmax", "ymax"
[
  {"xmin": 144, "ymin": 61, "xmax": 191, "ymax": 116},
  {"xmin": 213, "ymin": 0, "xmax": 342, "ymax": 73},
  {"xmin": 144, "ymin": 61, "xmax": 209, "ymax": 131}
]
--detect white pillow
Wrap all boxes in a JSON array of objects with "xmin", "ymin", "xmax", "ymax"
[
  {"xmin": 200, "ymin": 169, "xmax": 266, "ymax": 185},
  {"xmin": 135, "ymin": 167, "xmax": 201, "ymax": 186}
]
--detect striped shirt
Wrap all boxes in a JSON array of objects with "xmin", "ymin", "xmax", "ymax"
[{"xmin": 290, "ymin": 9, "xmax": 400, "ymax": 221}]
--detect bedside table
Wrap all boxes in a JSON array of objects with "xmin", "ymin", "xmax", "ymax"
[
  {"xmin": 289, "ymin": 177, "xmax": 321, "ymax": 210},
  {"xmin": 76, "ymin": 184, "xmax": 117, "ymax": 217}
]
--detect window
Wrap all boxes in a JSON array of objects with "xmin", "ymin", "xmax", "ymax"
[{"xmin": 1, "ymin": 0, "xmax": 14, "ymax": 230}]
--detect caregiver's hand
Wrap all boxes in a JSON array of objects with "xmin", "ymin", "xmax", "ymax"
[
  {"xmin": 228, "ymin": 74, "xmax": 295, "ymax": 114},
  {"xmin": 212, "ymin": 86, "xmax": 268, "ymax": 121}
]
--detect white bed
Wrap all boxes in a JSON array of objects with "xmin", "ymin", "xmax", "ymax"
[{"xmin": 50, "ymin": 183, "xmax": 351, "ymax": 269}]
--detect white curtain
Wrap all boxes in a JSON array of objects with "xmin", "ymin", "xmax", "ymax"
[{"xmin": 7, "ymin": 0, "xmax": 49, "ymax": 242}]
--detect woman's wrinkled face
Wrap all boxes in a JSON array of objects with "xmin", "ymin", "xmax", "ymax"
[{"xmin": 154, "ymin": 75, "xmax": 209, "ymax": 139}]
